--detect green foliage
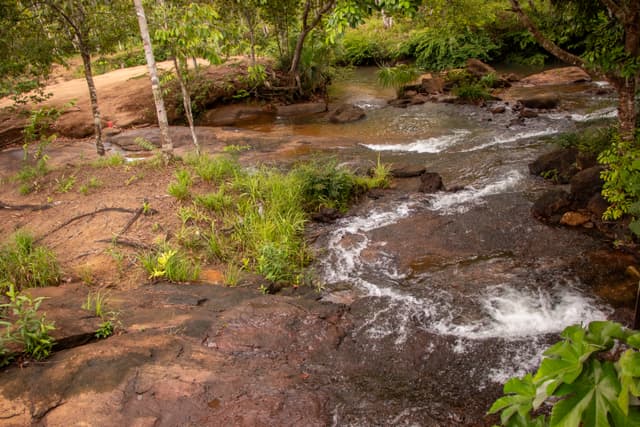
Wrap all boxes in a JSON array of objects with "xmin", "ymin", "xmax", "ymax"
[
  {"xmin": 79, "ymin": 176, "xmax": 102, "ymax": 195},
  {"xmin": 489, "ymin": 321, "xmax": 640, "ymax": 426},
  {"xmin": 167, "ymin": 168, "xmax": 193, "ymax": 201},
  {"xmin": 195, "ymin": 187, "xmax": 233, "ymax": 212},
  {"xmin": 0, "ymin": 231, "xmax": 60, "ymax": 292},
  {"xmin": 556, "ymin": 127, "xmax": 615, "ymax": 156},
  {"xmin": 408, "ymin": 27, "xmax": 499, "ymax": 71},
  {"xmin": 293, "ymin": 160, "xmax": 360, "ymax": 212},
  {"xmin": 55, "ymin": 174, "xmax": 76, "ymax": 193},
  {"xmin": 92, "ymin": 153, "xmax": 125, "ymax": 168},
  {"xmin": 82, "ymin": 291, "xmax": 118, "ymax": 339},
  {"xmin": 186, "ymin": 153, "xmax": 240, "ymax": 183},
  {"xmin": 337, "ymin": 17, "xmax": 412, "ymax": 65},
  {"xmin": 599, "ymin": 131, "xmax": 640, "ymax": 221},
  {"xmin": 376, "ymin": 64, "xmax": 420, "ymax": 97},
  {"xmin": 1, "ymin": 284, "xmax": 56, "ymax": 362},
  {"xmin": 140, "ymin": 246, "xmax": 200, "ymax": 283},
  {"xmin": 453, "ymin": 82, "xmax": 492, "ymax": 102}
]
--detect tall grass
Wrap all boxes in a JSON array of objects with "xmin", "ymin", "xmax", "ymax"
[{"xmin": 0, "ymin": 231, "xmax": 60, "ymax": 291}]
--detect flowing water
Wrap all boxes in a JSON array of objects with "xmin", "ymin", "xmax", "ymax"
[{"xmin": 238, "ymin": 69, "xmax": 621, "ymax": 425}]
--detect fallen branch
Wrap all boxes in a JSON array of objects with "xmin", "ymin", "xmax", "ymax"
[
  {"xmin": 1, "ymin": 201, "xmax": 55, "ymax": 211},
  {"xmin": 95, "ymin": 237, "xmax": 154, "ymax": 251},
  {"xmin": 115, "ymin": 203, "xmax": 157, "ymax": 238},
  {"xmin": 36, "ymin": 207, "xmax": 140, "ymax": 242}
]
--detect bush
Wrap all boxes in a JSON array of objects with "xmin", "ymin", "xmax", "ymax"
[
  {"xmin": 293, "ymin": 160, "xmax": 362, "ymax": 213},
  {"xmin": 408, "ymin": 27, "xmax": 500, "ymax": 71},
  {"xmin": 140, "ymin": 246, "xmax": 200, "ymax": 282},
  {"xmin": 0, "ymin": 231, "xmax": 60, "ymax": 291},
  {"xmin": 489, "ymin": 321, "xmax": 640, "ymax": 426},
  {"xmin": 376, "ymin": 64, "xmax": 420, "ymax": 97},
  {"xmin": 556, "ymin": 126, "xmax": 615, "ymax": 156},
  {"xmin": 337, "ymin": 18, "xmax": 412, "ymax": 65},
  {"xmin": 599, "ymin": 131, "xmax": 640, "ymax": 221}
]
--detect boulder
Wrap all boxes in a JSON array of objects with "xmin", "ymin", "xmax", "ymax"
[
  {"xmin": 390, "ymin": 164, "xmax": 427, "ymax": 178},
  {"xmin": 529, "ymin": 147, "xmax": 578, "ymax": 184},
  {"xmin": 198, "ymin": 105, "xmax": 275, "ymax": 126},
  {"xmin": 570, "ymin": 166, "xmax": 604, "ymax": 204},
  {"xmin": 520, "ymin": 66, "xmax": 591, "ymax": 86},
  {"xmin": 311, "ymin": 207, "xmax": 342, "ymax": 223},
  {"xmin": 519, "ymin": 108, "xmax": 539, "ymax": 119},
  {"xmin": 419, "ymin": 172, "xmax": 444, "ymax": 193},
  {"xmin": 587, "ymin": 193, "xmax": 609, "ymax": 218},
  {"xmin": 560, "ymin": 211, "xmax": 591, "ymax": 227},
  {"xmin": 329, "ymin": 104, "xmax": 366, "ymax": 123},
  {"xmin": 421, "ymin": 76, "xmax": 445, "ymax": 94},
  {"xmin": 518, "ymin": 95, "xmax": 560, "ymax": 110},
  {"xmin": 532, "ymin": 189, "xmax": 571, "ymax": 220},
  {"xmin": 276, "ymin": 102, "xmax": 327, "ymax": 117},
  {"xmin": 489, "ymin": 105, "xmax": 506, "ymax": 114},
  {"xmin": 466, "ymin": 59, "xmax": 496, "ymax": 78}
]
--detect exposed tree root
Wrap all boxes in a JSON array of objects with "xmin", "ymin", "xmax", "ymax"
[
  {"xmin": 37, "ymin": 206, "xmax": 157, "ymax": 242},
  {"xmin": 0, "ymin": 201, "xmax": 55, "ymax": 211},
  {"xmin": 95, "ymin": 237, "xmax": 154, "ymax": 250}
]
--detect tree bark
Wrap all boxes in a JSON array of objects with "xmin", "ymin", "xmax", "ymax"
[
  {"xmin": 79, "ymin": 44, "xmax": 104, "ymax": 156},
  {"xmin": 173, "ymin": 56, "xmax": 200, "ymax": 154},
  {"xmin": 288, "ymin": 0, "xmax": 336, "ymax": 88},
  {"xmin": 133, "ymin": 0, "xmax": 173, "ymax": 159},
  {"xmin": 613, "ymin": 76, "xmax": 638, "ymax": 142}
]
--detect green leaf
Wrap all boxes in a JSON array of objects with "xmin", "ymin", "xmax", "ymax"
[
  {"xmin": 549, "ymin": 360, "xmax": 621, "ymax": 427},
  {"xmin": 488, "ymin": 374, "xmax": 536, "ymax": 424},
  {"xmin": 627, "ymin": 333, "xmax": 640, "ymax": 350}
]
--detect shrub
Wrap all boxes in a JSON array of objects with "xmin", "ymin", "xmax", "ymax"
[
  {"xmin": 167, "ymin": 168, "xmax": 193, "ymax": 200},
  {"xmin": 599, "ymin": 131, "xmax": 640, "ymax": 221},
  {"xmin": 489, "ymin": 321, "xmax": 640, "ymax": 426},
  {"xmin": 293, "ymin": 160, "xmax": 362, "ymax": 212},
  {"xmin": 453, "ymin": 81, "xmax": 492, "ymax": 102},
  {"xmin": 0, "ymin": 231, "xmax": 60, "ymax": 291},
  {"xmin": 376, "ymin": 64, "xmax": 420, "ymax": 97},
  {"xmin": 140, "ymin": 246, "xmax": 200, "ymax": 282},
  {"xmin": 408, "ymin": 28, "xmax": 500, "ymax": 71},
  {"xmin": 1, "ymin": 283, "xmax": 56, "ymax": 362}
]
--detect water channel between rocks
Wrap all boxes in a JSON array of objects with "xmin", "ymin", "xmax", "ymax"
[{"xmin": 234, "ymin": 68, "xmax": 621, "ymax": 425}]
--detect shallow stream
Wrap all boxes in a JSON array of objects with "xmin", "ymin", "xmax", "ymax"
[{"xmin": 237, "ymin": 68, "xmax": 624, "ymax": 425}]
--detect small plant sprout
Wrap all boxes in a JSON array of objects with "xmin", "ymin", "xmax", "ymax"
[{"xmin": 142, "ymin": 199, "xmax": 151, "ymax": 215}]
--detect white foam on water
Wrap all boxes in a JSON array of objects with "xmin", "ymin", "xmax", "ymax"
[
  {"xmin": 432, "ymin": 284, "xmax": 608, "ymax": 340},
  {"xmin": 426, "ymin": 170, "xmax": 523, "ymax": 215},
  {"xmin": 362, "ymin": 129, "xmax": 470, "ymax": 153},
  {"xmin": 459, "ymin": 128, "xmax": 559, "ymax": 152},
  {"xmin": 547, "ymin": 107, "xmax": 618, "ymax": 122}
]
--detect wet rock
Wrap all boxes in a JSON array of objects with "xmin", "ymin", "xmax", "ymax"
[
  {"xmin": 421, "ymin": 75, "xmax": 445, "ymax": 94},
  {"xmin": 503, "ymin": 73, "xmax": 520, "ymax": 82},
  {"xmin": 570, "ymin": 166, "xmax": 604, "ymax": 204},
  {"xmin": 419, "ymin": 172, "xmax": 444, "ymax": 193},
  {"xmin": 55, "ymin": 114, "xmax": 95, "ymax": 138},
  {"xmin": 466, "ymin": 59, "xmax": 496, "ymax": 78},
  {"xmin": 576, "ymin": 151, "xmax": 598, "ymax": 170},
  {"xmin": 587, "ymin": 193, "xmax": 609, "ymax": 218},
  {"xmin": 431, "ymin": 94, "xmax": 458, "ymax": 104},
  {"xmin": 560, "ymin": 211, "xmax": 591, "ymax": 227},
  {"xmin": 388, "ymin": 98, "xmax": 413, "ymax": 108},
  {"xmin": 198, "ymin": 104, "xmax": 275, "ymax": 127},
  {"xmin": 489, "ymin": 105, "xmax": 506, "ymax": 114},
  {"xmin": 108, "ymin": 126, "xmax": 219, "ymax": 151},
  {"xmin": 391, "ymin": 164, "xmax": 427, "ymax": 178},
  {"xmin": 529, "ymin": 148, "xmax": 578, "ymax": 184},
  {"xmin": 519, "ymin": 108, "xmax": 539, "ymax": 119},
  {"xmin": 329, "ymin": 104, "xmax": 366, "ymax": 124},
  {"xmin": 339, "ymin": 159, "xmax": 375, "ymax": 176},
  {"xmin": 408, "ymin": 94, "xmax": 428, "ymax": 105},
  {"xmin": 520, "ymin": 66, "xmax": 592, "ymax": 86},
  {"xmin": 508, "ymin": 117, "xmax": 525, "ymax": 127},
  {"xmin": 311, "ymin": 207, "xmax": 341, "ymax": 223},
  {"xmin": 518, "ymin": 95, "xmax": 560, "ymax": 110},
  {"xmin": 276, "ymin": 102, "xmax": 327, "ymax": 116},
  {"xmin": 532, "ymin": 189, "xmax": 571, "ymax": 220}
]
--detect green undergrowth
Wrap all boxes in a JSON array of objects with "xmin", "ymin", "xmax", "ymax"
[
  {"xmin": 489, "ymin": 321, "xmax": 640, "ymax": 426},
  {"xmin": 0, "ymin": 231, "xmax": 60, "ymax": 292},
  {"xmin": 156, "ymin": 153, "xmax": 390, "ymax": 285},
  {"xmin": 1, "ymin": 283, "xmax": 56, "ymax": 366}
]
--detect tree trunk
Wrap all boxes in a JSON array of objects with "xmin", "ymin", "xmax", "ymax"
[
  {"xmin": 133, "ymin": 0, "xmax": 173, "ymax": 159},
  {"xmin": 79, "ymin": 45, "xmax": 104, "ymax": 156},
  {"xmin": 615, "ymin": 77, "xmax": 637, "ymax": 142},
  {"xmin": 173, "ymin": 57, "xmax": 200, "ymax": 154}
]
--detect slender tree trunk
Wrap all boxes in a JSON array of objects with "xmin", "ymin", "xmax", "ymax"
[
  {"xmin": 79, "ymin": 44, "xmax": 104, "ymax": 156},
  {"xmin": 173, "ymin": 57, "xmax": 200, "ymax": 154},
  {"xmin": 133, "ymin": 0, "xmax": 173, "ymax": 159},
  {"xmin": 614, "ymin": 77, "xmax": 637, "ymax": 143}
]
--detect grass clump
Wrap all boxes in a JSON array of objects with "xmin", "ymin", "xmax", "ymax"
[
  {"xmin": 92, "ymin": 153, "xmax": 125, "ymax": 168},
  {"xmin": 0, "ymin": 231, "xmax": 60, "ymax": 292},
  {"xmin": 195, "ymin": 186, "xmax": 233, "ymax": 212},
  {"xmin": 167, "ymin": 168, "xmax": 193, "ymax": 200},
  {"xmin": 186, "ymin": 153, "xmax": 240, "ymax": 183},
  {"xmin": 376, "ymin": 64, "xmax": 420, "ymax": 97},
  {"xmin": 1, "ymin": 283, "xmax": 56, "ymax": 364},
  {"xmin": 140, "ymin": 245, "xmax": 200, "ymax": 282}
]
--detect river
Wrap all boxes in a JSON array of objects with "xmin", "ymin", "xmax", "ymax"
[{"xmin": 236, "ymin": 67, "xmax": 625, "ymax": 425}]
